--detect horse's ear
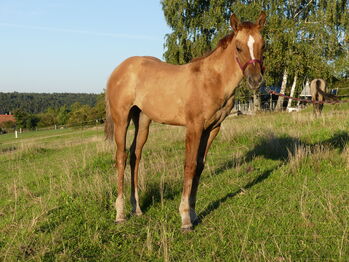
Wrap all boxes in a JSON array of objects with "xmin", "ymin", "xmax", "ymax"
[
  {"xmin": 256, "ymin": 11, "xmax": 266, "ymax": 30},
  {"xmin": 230, "ymin": 14, "xmax": 240, "ymax": 32}
]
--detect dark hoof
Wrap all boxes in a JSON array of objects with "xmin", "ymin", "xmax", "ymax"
[{"xmin": 192, "ymin": 218, "xmax": 200, "ymax": 226}]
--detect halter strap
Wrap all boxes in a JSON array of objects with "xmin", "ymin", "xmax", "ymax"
[{"xmin": 236, "ymin": 57, "xmax": 265, "ymax": 74}]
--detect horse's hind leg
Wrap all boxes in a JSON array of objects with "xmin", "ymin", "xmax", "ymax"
[
  {"xmin": 130, "ymin": 109, "xmax": 151, "ymax": 216},
  {"xmin": 114, "ymin": 112, "xmax": 131, "ymax": 223},
  {"xmin": 318, "ymin": 94, "xmax": 324, "ymax": 115}
]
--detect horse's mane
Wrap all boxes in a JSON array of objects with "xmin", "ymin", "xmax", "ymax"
[
  {"xmin": 190, "ymin": 32, "xmax": 235, "ymax": 63},
  {"xmin": 189, "ymin": 21, "xmax": 257, "ymax": 63}
]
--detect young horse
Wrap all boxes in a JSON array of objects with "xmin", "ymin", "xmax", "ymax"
[{"xmin": 105, "ymin": 12, "xmax": 266, "ymax": 230}]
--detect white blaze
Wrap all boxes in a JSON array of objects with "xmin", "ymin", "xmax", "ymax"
[{"xmin": 247, "ymin": 35, "xmax": 255, "ymax": 60}]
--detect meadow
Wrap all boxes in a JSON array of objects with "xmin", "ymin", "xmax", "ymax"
[{"xmin": 1, "ymin": 104, "xmax": 349, "ymax": 261}]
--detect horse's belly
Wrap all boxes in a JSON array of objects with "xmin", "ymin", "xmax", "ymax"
[
  {"xmin": 135, "ymin": 93, "xmax": 186, "ymax": 126},
  {"xmin": 144, "ymin": 108, "xmax": 186, "ymax": 126}
]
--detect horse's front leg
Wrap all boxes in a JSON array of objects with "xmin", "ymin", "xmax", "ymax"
[
  {"xmin": 189, "ymin": 125, "xmax": 221, "ymax": 224},
  {"xmin": 179, "ymin": 126, "xmax": 203, "ymax": 230}
]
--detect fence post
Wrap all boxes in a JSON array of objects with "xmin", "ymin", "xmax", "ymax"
[{"xmin": 15, "ymin": 130, "xmax": 18, "ymax": 138}]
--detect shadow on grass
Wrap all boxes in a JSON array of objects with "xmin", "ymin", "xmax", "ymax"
[
  {"xmin": 140, "ymin": 180, "xmax": 181, "ymax": 213},
  {"xmin": 245, "ymin": 136, "xmax": 302, "ymax": 161},
  {"xmin": 197, "ymin": 167, "xmax": 276, "ymax": 225},
  {"xmin": 213, "ymin": 136, "xmax": 302, "ymax": 176},
  {"xmin": 199, "ymin": 131, "xmax": 349, "ymax": 223},
  {"xmin": 213, "ymin": 131, "xmax": 349, "ymax": 176},
  {"xmin": 320, "ymin": 131, "xmax": 349, "ymax": 152}
]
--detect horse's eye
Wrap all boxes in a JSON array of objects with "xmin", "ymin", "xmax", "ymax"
[{"xmin": 236, "ymin": 47, "xmax": 242, "ymax": 53}]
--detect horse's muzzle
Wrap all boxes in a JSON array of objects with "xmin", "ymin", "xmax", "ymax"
[{"xmin": 247, "ymin": 74, "xmax": 263, "ymax": 89}]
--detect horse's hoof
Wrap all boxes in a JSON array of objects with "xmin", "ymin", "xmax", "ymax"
[
  {"xmin": 131, "ymin": 209, "xmax": 143, "ymax": 217},
  {"xmin": 132, "ymin": 211, "xmax": 143, "ymax": 216},
  {"xmin": 181, "ymin": 225, "xmax": 194, "ymax": 232},
  {"xmin": 192, "ymin": 218, "xmax": 200, "ymax": 226},
  {"xmin": 115, "ymin": 218, "xmax": 126, "ymax": 224}
]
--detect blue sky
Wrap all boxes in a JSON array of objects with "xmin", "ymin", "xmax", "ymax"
[{"xmin": 0, "ymin": 1, "xmax": 169, "ymax": 94}]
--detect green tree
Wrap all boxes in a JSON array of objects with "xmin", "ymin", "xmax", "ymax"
[
  {"xmin": 68, "ymin": 102, "xmax": 94, "ymax": 126},
  {"xmin": 25, "ymin": 115, "xmax": 40, "ymax": 130},
  {"xmin": 93, "ymin": 93, "xmax": 106, "ymax": 120},
  {"xmin": 13, "ymin": 109, "xmax": 29, "ymax": 129},
  {"xmin": 161, "ymin": 0, "xmax": 348, "ymax": 109},
  {"xmin": 37, "ymin": 107, "xmax": 58, "ymax": 127},
  {"xmin": 57, "ymin": 105, "xmax": 70, "ymax": 125},
  {"xmin": 0, "ymin": 92, "xmax": 98, "ymax": 115}
]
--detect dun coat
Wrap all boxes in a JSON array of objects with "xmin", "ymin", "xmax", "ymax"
[{"xmin": 105, "ymin": 12, "xmax": 266, "ymax": 230}]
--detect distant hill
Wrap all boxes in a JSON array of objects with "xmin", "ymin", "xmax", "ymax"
[{"xmin": 0, "ymin": 92, "xmax": 99, "ymax": 114}]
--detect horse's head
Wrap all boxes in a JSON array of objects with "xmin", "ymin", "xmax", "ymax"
[{"xmin": 231, "ymin": 12, "xmax": 266, "ymax": 90}]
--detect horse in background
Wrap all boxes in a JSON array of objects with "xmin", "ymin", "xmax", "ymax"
[
  {"xmin": 310, "ymin": 78, "xmax": 339, "ymax": 116},
  {"xmin": 310, "ymin": 79, "xmax": 326, "ymax": 115},
  {"xmin": 105, "ymin": 12, "xmax": 266, "ymax": 230}
]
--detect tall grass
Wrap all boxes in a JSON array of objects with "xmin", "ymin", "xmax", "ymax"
[{"xmin": 0, "ymin": 105, "xmax": 349, "ymax": 261}]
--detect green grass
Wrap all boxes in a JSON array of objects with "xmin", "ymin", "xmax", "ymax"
[{"xmin": 0, "ymin": 106, "xmax": 349, "ymax": 261}]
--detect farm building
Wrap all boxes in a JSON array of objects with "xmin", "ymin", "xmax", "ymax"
[
  {"xmin": 0, "ymin": 114, "xmax": 16, "ymax": 134},
  {"xmin": 0, "ymin": 114, "xmax": 15, "ymax": 124},
  {"xmin": 299, "ymin": 83, "xmax": 312, "ymax": 98}
]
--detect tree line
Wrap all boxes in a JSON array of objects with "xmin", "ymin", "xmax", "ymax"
[
  {"xmin": 0, "ymin": 94, "xmax": 105, "ymax": 132},
  {"xmin": 161, "ymin": 0, "xmax": 349, "ymax": 106},
  {"xmin": 0, "ymin": 92, "xmax": 98, "ymax": 115}
]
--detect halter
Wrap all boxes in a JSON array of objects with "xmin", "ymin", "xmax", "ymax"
[{"xmin": 236, "ymin": 57, "xmax": 265, "ymax": 75}]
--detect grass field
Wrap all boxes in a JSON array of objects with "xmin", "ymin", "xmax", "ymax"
[{"xmin": 1, "ymin": 104, "xmax": 349, "ymax": 261}]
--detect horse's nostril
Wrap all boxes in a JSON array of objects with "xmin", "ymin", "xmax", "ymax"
[
  {"xmin": 248, "ymin": 75, "xmax": 263, "ymax": 88},
  {"xmin": 247, "ymin": 76, "xmax": 254, "ymax": 85}
]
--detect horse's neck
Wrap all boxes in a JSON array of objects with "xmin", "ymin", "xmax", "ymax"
[{"xmin": 204, "ymin": 45, "xmax": 243, "ymax": 98}]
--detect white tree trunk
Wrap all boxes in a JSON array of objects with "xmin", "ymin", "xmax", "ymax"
[
  {"xmin": 253, "ymin": 90, "xmax": 261, "ymax": 112},
  {"xmin": 287, "ymin": 72, "xmax": 298, "ymax": 109},
  {"xmin": 275, "ymin": 68, "xmax": 288, "ymax": 111}
]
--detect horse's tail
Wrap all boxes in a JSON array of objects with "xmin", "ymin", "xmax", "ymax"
[
  {"xmin": 104, "ymin": 86, "xmax": 114, "ymax": 142},
  {"xmin": 315, "ymin": 79, "xmax": 339, "ymax": 102}
]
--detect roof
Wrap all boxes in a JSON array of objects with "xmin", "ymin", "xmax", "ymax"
[
  {"xmin": 300, "ymin": 85, "xmax": 311, "ymax": 97},
  {"xmin": 0, "ymin": 115, "xmax": 16, "ymax": 123}
]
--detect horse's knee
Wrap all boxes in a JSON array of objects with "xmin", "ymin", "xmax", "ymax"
[{"xmin": 185, "ymin": 161, "xmax": 197, "ymax": 174}]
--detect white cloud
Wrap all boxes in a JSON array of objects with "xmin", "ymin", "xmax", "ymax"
[{"xmin": 0, "ymin": 22, "xmax": 159, "ymax": 41}]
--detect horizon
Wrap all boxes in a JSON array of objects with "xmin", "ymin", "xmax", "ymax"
[{"xmin": 0, "ymin": 1, "xmax": 170, "ymax": 94}]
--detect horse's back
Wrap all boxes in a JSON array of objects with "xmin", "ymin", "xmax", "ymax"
[{"xmin": 107, "ymin": 56, "xmax": 189, "ymax": 125}]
